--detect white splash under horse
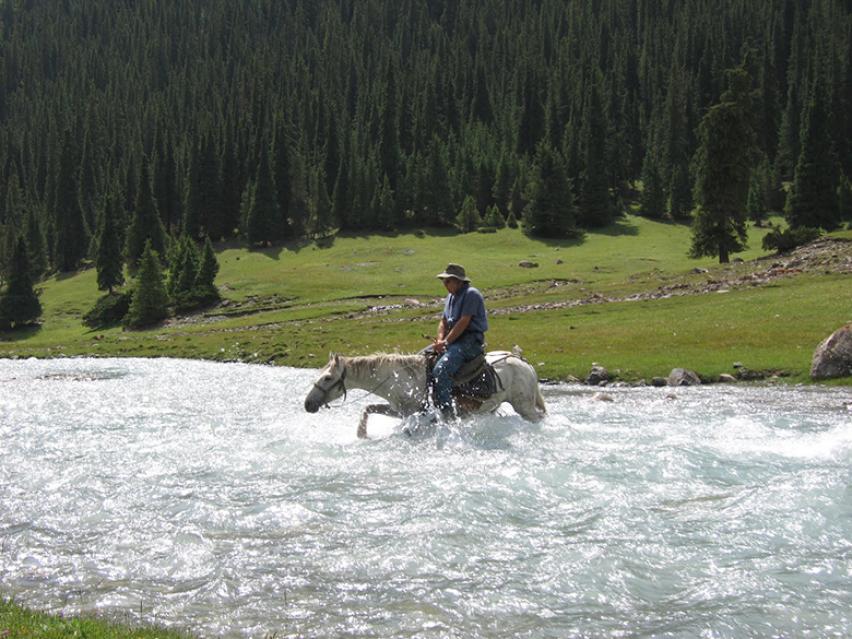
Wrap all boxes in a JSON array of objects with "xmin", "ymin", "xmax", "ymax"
[{"xmin": 304, "ymin": 351, "xmax": 546, "ymax": 438}]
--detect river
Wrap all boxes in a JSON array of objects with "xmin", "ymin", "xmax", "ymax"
[{"xmin": 1, "ymin": 357, "xmax": 850, "ymax": 637}]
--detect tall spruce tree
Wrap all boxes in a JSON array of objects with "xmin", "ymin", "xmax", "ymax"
[
  {"xmin": 578, "ymin": 81, "xmax": 615, "ymax": 227},
  {"xmin": 194, "ymin": 236, "xmax": 220, "ymax": 301},
  {"xmin": 0, "ymin": 236, "xmax": 42, "ymax": 330},
  {"xmin": 690, "ymin": 66, "xmax": 756, "ymax": 263},
  {"xmin": 54, "ymin": 134, "xmax": 89, "ymax": 272},
  {"xmin": 126, "ymin": 239, "xmax": 168, "ymax": 328},
  {"xmin": 246, "ymin": 144, "xmax": 281, "ymax": 245},
  {"xmin": 125, "ymin": 156, "xmax": 167, "ymax": 269},
  {"xmin": 25, "ymin": 210, "xmax": 47, "ymax": 282},
  {"xmin": 167, "ymin": 235, "xmax": 198, "ymax": 300},
  {"xmin": 523, "ymin": 143, "xmax": 577, "ymax": 238},
  {"xmin": 639, "ymin": 151, "xmax": 666, "ymax": 219},
  {"xmin": 786, "ymin": 75, "xmax": 841, "ymax": 230},
  {"xmin": 184, "ymin": 135, "xmax": 222, "ymax": 239},
  {"xmin": 95, "ymin": 193, "xmax": 125, "ymax": 293}
]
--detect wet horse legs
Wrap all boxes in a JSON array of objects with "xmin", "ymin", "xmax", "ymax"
[{"xmin": 358, "ymin": 404, "xmax": 400, "ymax": 438}]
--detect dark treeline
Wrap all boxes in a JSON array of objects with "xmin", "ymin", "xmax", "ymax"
[{"xmin": 0, "ymin": 0, "xmax": 850, "ymax": 280}]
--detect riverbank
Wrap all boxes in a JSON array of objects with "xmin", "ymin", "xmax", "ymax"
[
  {"xmin": 1, "ymin": 217, "xmax": 850, "ymax": 384},
  {"xmin": 0, "ymin": 598, "xmax": 193, "ymax": 639}
]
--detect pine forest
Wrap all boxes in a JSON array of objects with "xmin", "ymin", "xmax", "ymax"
[{"xmin": 0, "ymin": 0, "xmax": 849, "ymax": 294}]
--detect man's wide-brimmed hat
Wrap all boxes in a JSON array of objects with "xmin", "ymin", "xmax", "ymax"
[{"xmin": 436, "ymin": 263, "xmax": 471, "ymax": 282}]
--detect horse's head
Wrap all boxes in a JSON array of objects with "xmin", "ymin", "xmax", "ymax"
[{"xmin": 304, "ymin": 353, "xmax": 347, "ymax": 413}]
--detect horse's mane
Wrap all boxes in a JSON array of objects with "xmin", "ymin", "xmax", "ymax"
[{"xmin": 344, "ymin": 352, "xmax": 424, "ymax": 378}]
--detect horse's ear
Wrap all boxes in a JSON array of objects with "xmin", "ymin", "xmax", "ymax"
[{"xmin": 329, "ymin": 352, "xmax": 340, "ymax": 365}]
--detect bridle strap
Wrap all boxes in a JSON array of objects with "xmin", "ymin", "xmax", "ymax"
[{"xmin": 313, "ymin": 367, "xmax": 347, "ymax": 407}]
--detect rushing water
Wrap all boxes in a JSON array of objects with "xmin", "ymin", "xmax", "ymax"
[{"xmin": 0, "ymin": 357, "xmax": 850, "ymax": 638}]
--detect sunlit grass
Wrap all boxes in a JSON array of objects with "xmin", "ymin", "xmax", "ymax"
[
  {"xmin": 0, "ymin": 598, "xmax": 193, "ymax": 639},
  {"xmin": 1, "ymin": 215, "xmax": 849, "ymax": 383}
]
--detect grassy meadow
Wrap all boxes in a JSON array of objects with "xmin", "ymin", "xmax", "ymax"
[{"xmin": 1, "ymin": 215, "xmax": 850, "ymax": 383}]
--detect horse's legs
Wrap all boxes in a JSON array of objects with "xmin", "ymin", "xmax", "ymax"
[
  {"xmin": 504, "ymin": 364, "xmax": 547, "ymax": 422},
  {"xmin": 358, "ymin": 404, "xmax": 400, "ymax": 438}
]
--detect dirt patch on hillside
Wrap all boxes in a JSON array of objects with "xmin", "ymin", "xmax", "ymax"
[{"xmin": 492, "ymin": 237, "xmax": 852, "ymax": 316}]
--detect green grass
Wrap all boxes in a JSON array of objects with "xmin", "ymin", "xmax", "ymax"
[
  {"xmin": 1, "ymin": 215, "xmax": 849, "ymax": 383},
  {"xmin": 0, "ymin": 598, "xmax": 192, "ymax": 639}
]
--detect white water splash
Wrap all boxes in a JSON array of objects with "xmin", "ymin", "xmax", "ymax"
[{"xmin": 1, "ymin": 358, "xmax": 850, "ymax": 638}]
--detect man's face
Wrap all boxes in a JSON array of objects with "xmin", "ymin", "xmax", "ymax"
[{"xmin": 442, "ymin": 277, "xmax": 462, "ymax": 294}]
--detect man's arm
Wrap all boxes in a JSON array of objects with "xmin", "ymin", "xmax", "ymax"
[{"xmin": 435, "ymin": 315, "xmax": 472, "ymax": 353}]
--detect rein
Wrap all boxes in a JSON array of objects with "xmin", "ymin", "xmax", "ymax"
[{"xmin": 314, "ymin": 363, "xmax": 400, "ymax": 408}]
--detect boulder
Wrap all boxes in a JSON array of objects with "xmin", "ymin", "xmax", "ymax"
[
  {"xmin": 519, "ymin": 260, "xmax": 539, "ymax": 268},
  {"xmin": 718, "ymin": 373, "xmax": 737, "ymax": 383},
  {"xmin": 651, "ymin": 377, "xmax": 668, "ymax": 387},
  {"xmin": 667, "ymin": 368, "xmax": 701, "ymax": 386},
  {"xmin": 810, "ymin": 323, "xmax": 852, "ymax": 380},
  {"xmin": 585, "ymin": 364, "xmax": 609, "ymax": 385}
]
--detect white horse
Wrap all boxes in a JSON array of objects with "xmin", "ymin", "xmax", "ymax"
[{"xmin": 304, "ymin": 351, "xmax": 546, "ymax": 438}]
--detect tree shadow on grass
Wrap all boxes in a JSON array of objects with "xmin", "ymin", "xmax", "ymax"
[
  {"xmin": 0, "ymin": 323, "xmax": 43, "ymax": 342},
  {"xmin": 594, "ymin": 218, "xmax": 640, "ymax": 237},
  {"xmin": 244, "ymin": 237, "xmax": 314, "ymax": 260}
]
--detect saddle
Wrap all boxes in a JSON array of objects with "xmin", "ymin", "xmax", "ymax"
[{"xmin": 424, "ymin": 350, "xmax": 502, "ymax": 402}]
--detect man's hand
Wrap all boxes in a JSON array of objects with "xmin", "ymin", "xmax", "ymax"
[{"xmin": 433, "ymin": 339, "xmax": 448, "ymax": 355}]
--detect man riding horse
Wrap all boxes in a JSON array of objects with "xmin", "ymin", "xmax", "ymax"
[{"xmin": 432, "ymin": 263, "xmax": 488, "ymax": 419}]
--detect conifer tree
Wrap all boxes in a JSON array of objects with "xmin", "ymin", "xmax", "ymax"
[
  {"xmin": 311, "ymin": 167, "xmax": 335, "ymax": 236},
  {"xmin": 639, "ymin": 151, "xmax": 666, "ymax": 219},
  {"xmin": 482, "ymin": 204, "xmax": 504, "ymax": 228},
  {"xmin": 421, "ymin": 139, "xmax": 453, "ymax": 225},
  {"xmin": 167, "ymin": 235, "xmax": 198, "ymax": 300},
  {"xmin": 373, "ymin": 174, "xmax": 396, "ymax": 231},
  {"xmin": 746, "ymin": 167, "xmax": 768, "ymax": 226},
  {"xmin": 95, "ymin": 193, "xmax": 125, "ymax": 293},
  {"xmin": 126, "ymin": 239, "xmax": 168, "ymax": 328},
  {"xmin": 272, "ymin": 120, "xmax": 292, "ymax": 239},
  {"xmin": 578, "ymin": 81, "xmax": 615, "ymax": 228},
  {"xmin": 474, "ymin": 161, "xmax": 493, "ymax": 215},
  {"xmin": 153, "ymin": 139, "xmax": 179, "ymax": 235},
  {"xmin": 470, "ymin": 64, "xmax": 493, "ymax": 124},
  {"xmin": 220, "ymin": 135, "xmax": 242, "ymax": 239},
  {"xmin": 0, "ymin": 236, "xmax": 41, "ymax": 330},
  {"xmin": 331, "ymin": 156, "xmax": 351, "ymax": 229},
  {"xmin": 786, "ymin": 76, "xmax": 840, "ymax": 230},
  {"xmin": 455, "ymin": 195, "xmax": 482, "ymax": 233},
  {"xmin": 690, "ymin": 66, "xmax": 755, "ymax": 263},
  {"xmin": 194, "ymin": 236, "xmax": 220, "ymax": 302},
  {"xmin": 54, "ymin": 134, "xmax": 89, "ymax": 272},
  {"xmin": 492, "ymin": 153, "xmax": 513, "ymax": 216},
  {"xmin": 246, "ymin": 144, "xmax": 280, "ymax": 245},
  {"xmin": 184, "ymin": 135, "xmax": 222, "ymax": 239},
  {"xmin": 378, "ymin": 63, "xmax": 401, "ymax": 190},
  {"xmin": 669, "ymin": 161, "xmax": 693, "ymax": 221},
  {"xmin": 125, "ymin": 156, "xmax": 167, "ymax": 269},
  {"xmin": 25, "ymin": 210, "xmax": 47, "ymax": 282},
  {"xmin": 516, "ymin": 68, "xmax": 544, "ymax": 156},
  {"xmin": 523, "ymin": 143, "xmax": 577, "ymax": 238}
]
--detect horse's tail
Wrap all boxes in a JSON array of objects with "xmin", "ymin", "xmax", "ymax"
[{"xmin": 534, "ymin": 384, "xmax": 547, "ymax": 414}]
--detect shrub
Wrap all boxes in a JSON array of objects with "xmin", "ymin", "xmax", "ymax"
[
  {"xmin": 761, "ymin": 225, "xmax": 822, "ymax": 253},
  {"xmin": 83, "ymin": 292, "xmax": 132, "ymax": 328}
]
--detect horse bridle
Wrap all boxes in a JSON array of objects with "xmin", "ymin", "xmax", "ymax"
[{"xmin": 312, "ymin": 367, "xmax": 347, "ymax": 407}]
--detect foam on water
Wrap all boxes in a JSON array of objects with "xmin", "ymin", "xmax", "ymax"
[{"xmin": 1, "ymin": 358, "xmax": 850, "ymax": 638}]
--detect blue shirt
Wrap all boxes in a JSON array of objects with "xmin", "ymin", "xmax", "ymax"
[{"xmin": 443, "ymin": 283, "xmax": 488, "ymax": 342}]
